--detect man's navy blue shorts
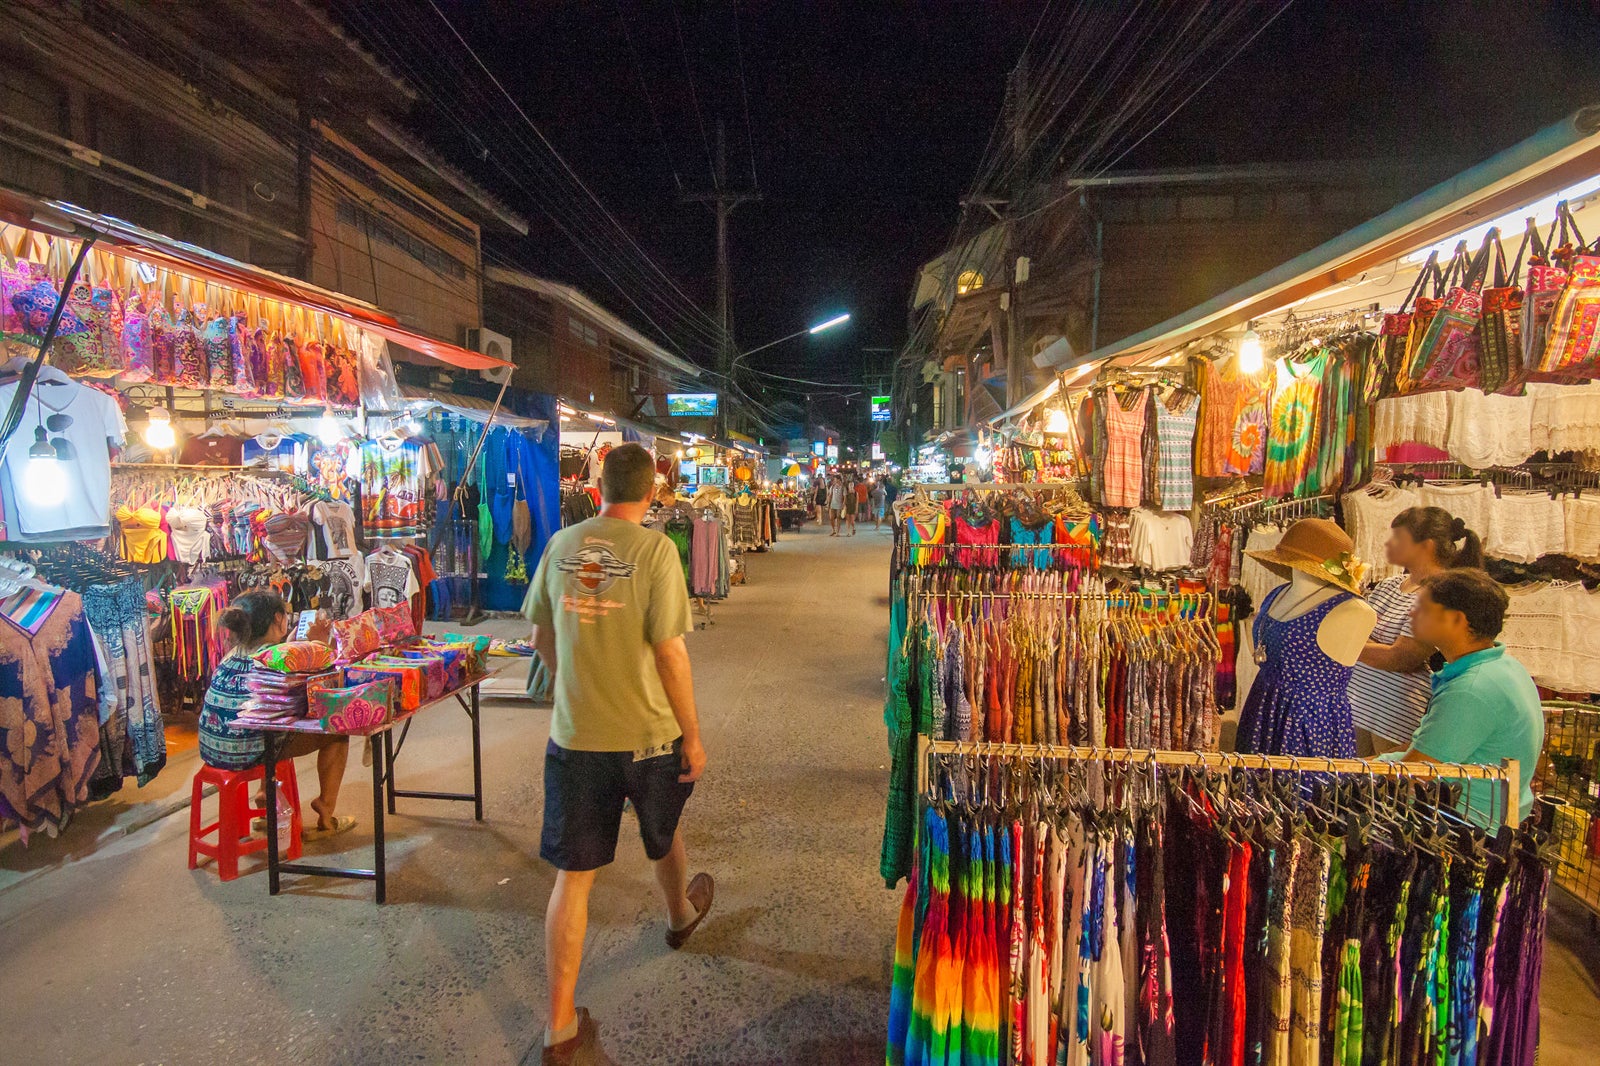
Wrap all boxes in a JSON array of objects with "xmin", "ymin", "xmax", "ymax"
[{"xmin": 541, "ymin": 738, "xmax": 695, "ymax": 871}]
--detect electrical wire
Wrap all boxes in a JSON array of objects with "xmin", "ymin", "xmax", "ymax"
[
  {"xmin": 616, "ymin": 0, "xmax": 685, "ymax": 195},
  {"xmin": 670, "ymin": 0, "xmax": 715, "ymax": 187},
  {"xmin": 336, "ymin": 2, "xmax": 727, "ymax": 360},
  {"xmin": 731, "ymin": 0, "xmax": 759, "ymax": 189}
]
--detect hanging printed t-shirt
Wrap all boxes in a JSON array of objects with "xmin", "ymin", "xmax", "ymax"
[
  {"xmin": 323, "ymin": 557, "xmax": 366, "ymax": 620},
  {"xmin": 0, "ymin": 378, "xmax": 125, "ymax": 537},
  {"xmin": 365, "ymin": 548, "xmax": 419, "ymax": 610},
  {"xmin": 524, "ymin": 515, "xmax": 693, "ymax": 752},
  {"xmin": 242, "ymin": 432, "xmax": 306, "ymax": 473},
  {"xmin": 311, "ymin": 500, "xmax": 360, "ymax": 560},
  {"xmin": 361, "ymin": 440, "xmax": 432, "ymax": 534}
]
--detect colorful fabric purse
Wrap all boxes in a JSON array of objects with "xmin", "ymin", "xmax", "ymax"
[
  {"xmin": 372, "ymin": 653, "xmax": 447, "ymax": 701},
  {"xmin": 344, "ymin": 662, "xmax": 422, "ymax": 711},
  {"xmin": 253, "ymin": 640, "xmax": 335, "ymax": 674},
  {"xmin": 331, "ymin": 612, "xmax": 383, "ymax": 662},
  {"xmin": 372, "ymin": 602, "xmax": 416, "ymax": 645},
  {"xmin": 308, "ymin": 675, "xmax": 395, "ymax": 732},
  {"xmin": 402, "ymin": 647, "xmax": 464, "ymax": 692}
]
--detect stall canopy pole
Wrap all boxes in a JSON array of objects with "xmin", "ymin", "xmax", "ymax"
[{"xmin": 0, "ymin": 235, "xmax": 96, "ymax": 456}]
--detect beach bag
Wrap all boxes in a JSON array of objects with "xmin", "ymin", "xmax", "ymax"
[{"xmin": 330, "ymin": 612, "xmax": 383, "ymax": 662}]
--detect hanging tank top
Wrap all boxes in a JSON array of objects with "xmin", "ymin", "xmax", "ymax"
[
  {"xmin": 954, "ymin": 513, "xmax": 1001, "ymax": 569},
  {"xmin": 906, "ymin": 512, "xmax": 947, "ymax": 566},
  {"xmin": 1101, "ymin": 389, "xmax": 1147, "ymax": 508},
  {"xmin": 1008, "ymin": 517, "xmax": 1054, "ymax": 570}
]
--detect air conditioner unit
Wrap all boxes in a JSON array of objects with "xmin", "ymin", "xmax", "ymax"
[{"xmin": 467, "ymin": 327, "xmax": 514, "ymax": 384}]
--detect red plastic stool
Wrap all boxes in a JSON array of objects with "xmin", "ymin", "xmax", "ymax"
[{"xmin": 188, "ymin": 760, "xmax": 303, "ymax": 881}]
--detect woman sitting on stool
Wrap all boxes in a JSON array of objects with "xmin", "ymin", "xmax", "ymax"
[{"xmin": 198, "ymin": 590, "xmax": 356, "ymax": 837}]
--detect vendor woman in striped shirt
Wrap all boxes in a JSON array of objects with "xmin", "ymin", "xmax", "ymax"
[{"xmin": 1348, "ymin": 506, "xmax": 1485, "ymax": 756}]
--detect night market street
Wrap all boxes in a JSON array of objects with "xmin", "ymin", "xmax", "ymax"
[{"xmin": 0, "ymin": 524, "xmax": 902, "ymax": 1066}]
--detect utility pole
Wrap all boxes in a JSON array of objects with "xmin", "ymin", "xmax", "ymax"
[{"xmin": 683, "ymin": 119, "xmax": 761, "ymax": 442}]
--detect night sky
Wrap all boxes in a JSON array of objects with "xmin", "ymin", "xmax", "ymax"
[{"xmin": 347, "ymin": 1, "xmax": 1600, "ymax": 431}]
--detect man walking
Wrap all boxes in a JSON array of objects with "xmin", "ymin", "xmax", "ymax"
[
  {"xmin": 828, "ymin": 475, "xmax": 845, "ymax": 536},
  {"xmin": 525, "ymin": 443, "xmax": 713, "ymax": 1065}
]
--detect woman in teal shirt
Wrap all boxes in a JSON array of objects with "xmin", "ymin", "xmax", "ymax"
[{"xmin": 1379, "ymin": 568, "xmax": 1543, "ymax": 826}]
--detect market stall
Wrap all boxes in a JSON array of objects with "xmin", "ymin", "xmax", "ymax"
[
  {"xmin": 0, "ymin": 192, "xmax": 535, "ymax": 848},
  {"xmin": 881, "ymin": 109, "xmax": 1600, "ymax": 1064}
]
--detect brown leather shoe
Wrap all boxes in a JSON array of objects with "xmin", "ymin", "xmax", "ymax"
[
  {"xmin": 665, "ymin": 872, "xmax": 715, "ymax": 949},
  {"xmin": 541, "ymin": 1008, "xmax": 607, "ymax": 1066}
]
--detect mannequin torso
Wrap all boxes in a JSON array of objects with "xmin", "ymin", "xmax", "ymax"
[{"xmin": 1267, "ymin": 570, "xmax": 1378, "ymax": 667}]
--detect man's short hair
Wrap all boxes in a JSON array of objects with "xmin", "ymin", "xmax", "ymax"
[
  {"xmin": 601, "ymin": 443, "xmax": 657, "ymax": 503},
  {"xmin": 1420, "ymin": 568, "xmax": 1510, "ymax": 639}
]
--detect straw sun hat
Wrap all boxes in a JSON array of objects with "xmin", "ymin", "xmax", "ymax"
[{"xmin": 1243, "ymin": 517, "xmax": 1367, "ymax": 595}]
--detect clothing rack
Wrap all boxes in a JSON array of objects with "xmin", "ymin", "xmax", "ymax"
[{"xmin": 919, "ymin": 739, "xmax": 1520, "ymax": 830}]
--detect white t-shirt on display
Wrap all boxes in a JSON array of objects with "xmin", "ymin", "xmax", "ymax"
[
  {"xmin": 0, "ymin": 378, "xmax": 126, "ymax": 536},
  {"xmin": 365, "ymin": 548, "xmax": 419, "ymax": 610}
]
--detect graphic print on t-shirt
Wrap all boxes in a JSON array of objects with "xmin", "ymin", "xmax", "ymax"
[
  {"xmin": 555, "ymin": 542, "xmax": 637, "ymax": 597},
  {"xmin": 369, "ymin": 558, "xmax": 412, "ymax": 609}
]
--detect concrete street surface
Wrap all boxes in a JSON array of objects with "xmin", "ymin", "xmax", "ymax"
[{"xmin": 0, "ymin": 522, "xmax": 1595, "ymax": 1063}]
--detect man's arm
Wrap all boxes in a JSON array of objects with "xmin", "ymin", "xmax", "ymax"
[
  {"xmin": 652, "ymin": 635, "xmax": 706, "ymax": 783},
  {"xmin": 532, "ymin": 623, "xmax": 558, "ymax": 685}
]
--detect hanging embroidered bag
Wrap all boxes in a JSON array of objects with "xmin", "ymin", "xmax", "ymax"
[
  {"xmin": 1374, "ymin": 251, "xmax": 1440, "ymax": 400},
  {"xmin": 1402, "ymin": 239, "xmax": 1489, "ymax": 393},
  {"xmin": 1539, "ymin": 208, "xmax": 1600, "ymax": 379},
  {"xmin": 1477, "ymin": 225, "xmax": 1528, "ymax": 395}
]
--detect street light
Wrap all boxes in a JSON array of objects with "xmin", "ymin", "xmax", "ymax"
[{"xmin": 731, "ymin": 312, "xmax": 850, "ymax": 369}]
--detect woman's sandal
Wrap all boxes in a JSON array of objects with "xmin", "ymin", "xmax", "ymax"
[{"xmin": 305, "ymin": 815, "xmax": 358, "ymax": 839}]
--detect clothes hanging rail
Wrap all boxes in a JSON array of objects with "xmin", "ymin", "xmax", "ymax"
[{"xmin": 919, "ymin": 738, "xmax": 1519, "ymax": 829}]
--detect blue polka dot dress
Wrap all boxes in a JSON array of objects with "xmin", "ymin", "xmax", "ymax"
[{"xmin": 1235, "ymin": 583, "xmax": 1359, "ymax": 757}]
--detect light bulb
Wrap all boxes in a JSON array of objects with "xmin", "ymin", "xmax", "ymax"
[
  {"xmin": 1238, "ymin": 328, "xmax": 1264, "ymax": 374},
  {"xmin": 317, "ymin": 412, "xmax": 345, "ymax": 445},
  {"xmin": 143, "ymin": 407, "xmax": 176, "ymax": 450},
  {"xmin": 1045, "ymin": 406, "xmax": 1071, "ymax": 434},
  {"xmin": 24, "ymin": 429, "xmax": 65, "ymax": 506}
]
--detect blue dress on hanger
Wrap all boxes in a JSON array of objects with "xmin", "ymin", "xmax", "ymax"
[{"xmin": 1235, "ymin": 583, "xmax": 1359, "ymax": 758}]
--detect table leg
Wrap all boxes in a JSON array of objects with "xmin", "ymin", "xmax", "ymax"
[
  {"xmin": 471, "ymin": 684, "xmax": 484, "ymax": 822},
  {"xmin": 383, "ymin": 730, "xmax": 397, "ymax": 815},
  {"xmin": 263, "ymin": 732, "xmax": 281, "ymax": 896},
  {"xmin": 371, "ymin": 735, "xmax": 387, "ymax": 904}
]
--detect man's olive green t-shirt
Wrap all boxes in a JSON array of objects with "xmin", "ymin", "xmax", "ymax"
[{"xmin": 524, "ymin": 516, "xmax": 692, "ymax": 752}]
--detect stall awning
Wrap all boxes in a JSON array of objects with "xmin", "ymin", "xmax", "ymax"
[
  {"xmin": 997, "ymin": 104, "xmax": 1600, "ymax": 424},
  {"xmin": 0, "ymin": 189, "xmax": 512, "ymax": 371},
  {"xmin": 399, "ymin": 385, "xmax": 548, "ymax": 433}
]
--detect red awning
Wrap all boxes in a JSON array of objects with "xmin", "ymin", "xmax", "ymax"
[{"xmin": 0, "ymin": 190, "xmax": 511, "ymax": 370}]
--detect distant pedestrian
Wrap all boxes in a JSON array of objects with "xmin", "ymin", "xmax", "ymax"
[
  {"xmin": 870, "ymin": 479, "xmax": 887, "ymax": 530},
  {"xmin": 844, "ymin": 477, "xmax": 860, "ymax": 535},
  {"xmin": 525, "ymin": 443, "xmax": 712, "ymax": 1065},
  {"xmin": 828, "ymin": 476, "xmax": 845, "ymax": 536},
  {"xmin": 812, "ymin": 478, "xmax": 828, "ymax": 524}
]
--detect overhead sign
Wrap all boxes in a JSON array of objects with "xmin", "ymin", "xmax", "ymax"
[
  {"xmin": 870, "ymin": 395, "xmax": 891, "ymax": 423},
  {"xmin": 666, "ymin": 393, "xmax": 719, "ymax": 417},
  {"xmin": 872, "ymin": 442, "xmax": 884, "ymax": 460},
  {"xmin": 812, "ymin": 440, "xmax": 826, "ymax": 456},
  {"xmin": 825, "ymin": 444, "xmax": 839, "ymax": 461}
]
